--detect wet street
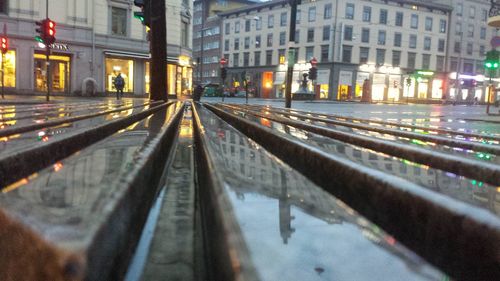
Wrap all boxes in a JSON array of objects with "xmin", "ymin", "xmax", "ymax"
[{"xmin": 0, "ymin": 98, "xmax": 499, "ymax": 280}]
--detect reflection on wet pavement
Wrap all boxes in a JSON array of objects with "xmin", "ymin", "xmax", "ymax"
[{"xmin": 195, "ymin": 104, "xmax": 448, "ymax": 280}]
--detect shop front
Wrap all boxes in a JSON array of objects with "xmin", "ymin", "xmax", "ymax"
[
  {"xmin": 34, "ymin": 52, "xmax": 70, "ymax": 93},
  {"xmin": 262, "ymin": 71, "xmax": 273, "ymax": 98},
  {"xmin": 1, "ymin": 50, "xmax": 16, "ymax": 89},
  {"xmin": 337, "ymin": 70, "xmax": 353, "ymax": 100},
  {"xmin": 317, "ymin": 69, "xmax": 330, "ymax": 99},
  {"xmin": 355, "ymin": 72, "xmax": 370, "ymax": 100},
  {"xmin": 105, "ymin": 57, "xmax": 134, "ymax": 94}
]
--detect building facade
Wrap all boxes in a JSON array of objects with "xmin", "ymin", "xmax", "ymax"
[
  {"xmin": 193, "ymin": 0, "xmax": 255, "ymax": 87},
  {"xmin": 0, "ymin": 0, "xmax": 193, "ymax": 97},
  {"xmin": 220, "ymin": 0, "xmax": 498, "ymax": 102}
]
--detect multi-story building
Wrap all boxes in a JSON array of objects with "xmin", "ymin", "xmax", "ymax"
[
  {"xmin": 0, "ymin": 0, "xmax": 192, "ymax": 97},
  {"xmin": 436, "ymin": 0, "xmax": 498, "ymax": 101},
  {"xmin": 220, "ymin": 0, "xmax": 500, "ymax": 102},
  {"xmin": 193, "ymin": 0, "xmax": 255, "ymax": 87}
]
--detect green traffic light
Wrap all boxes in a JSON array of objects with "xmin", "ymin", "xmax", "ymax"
[
  {"xmin": 34, "ymin": 35, "xmax": 43, "ymax": 43},
  {"xmin": 134, "ymin": 12, "xmax": 145, "ymax": 23}
]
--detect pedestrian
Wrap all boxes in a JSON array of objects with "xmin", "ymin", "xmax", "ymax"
[
  {"xmin": 193, "ymin": 84, "xmax": 203, "ymax": 102},
  {"xmin": 114, "ymin": 73, "xmax": 125, "ymax": 100}
]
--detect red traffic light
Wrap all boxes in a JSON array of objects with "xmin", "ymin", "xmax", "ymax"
[
  {"xmin": 309, "ymin": 57, "xmax": 317, "ymax": 66},
  {"xmin": 0, "ymin": 37, "xmax": 8, "ymax": 54},
  {"xmin": 47, "ymin": 20, "xmax": 55, "ymax": 36},
  {"xmin": 220, "ymin": 57, "xmax": 228, "ymax": 65}
]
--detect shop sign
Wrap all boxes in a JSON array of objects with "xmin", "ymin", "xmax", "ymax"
[
  {"xmin": 356, "ymin": 72, "xmax": 370, "ymax": 85},
  {"xmin": 317, "ymin": 69, "xmax": 330, "ymax": 84},
  {"xmin": 50, "ymin": 43, "xmax": 69, "ymax": 51},
  {"xmin": 373, "ymin": 73, "xmax": 386, "ymax": 85},
  {"xmin": 339, "ymin": 71, "xmax": 353, "ymax": 86}
]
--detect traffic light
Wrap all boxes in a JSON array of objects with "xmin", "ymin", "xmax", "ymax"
[
  {"xmin": 485, "ymin": 50, "xmax": 500, "ymax": 70},
  {"xmin": 221, "ymin": 67, "xmax": 227, "ymax": 81},
  {"xmin": 308, "ymin": 67, "xmax": 317, "ymax": 80},
  {"xmin": 134, "ymin": 0, "xmax": 151, "ymax": 27},
  {"xmin": 45, "ymin": 19, "xmax": 56, "ymax": 45},
  {"xmin": 35, "ymin": 19, "xmax": 47, "ymax": 43},
  {"xmin": 406, "ymin": 78, "xmax": 412, "ymax": 86},
  {"xmin": 0, "ymin": 37, "xmax": 8, "ymax": 54}
]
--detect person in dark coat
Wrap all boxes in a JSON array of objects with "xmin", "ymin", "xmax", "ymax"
[
  {"xmin": 361, "ymin": 79, "xmax": 372, "ymax": 102},
  {"xmin": 114, "ymin": 73, "xmax": 125, "ymax": 100},
  {"xmin": 193, "ymin": 84, "xmax": 203, "ymax": 101}
]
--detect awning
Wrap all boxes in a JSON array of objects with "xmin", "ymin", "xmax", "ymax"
[{"xmin": 104, "ymin": 50, "xmax": 150, "ymax": 59}]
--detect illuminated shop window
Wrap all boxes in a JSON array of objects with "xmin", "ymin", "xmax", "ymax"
[
  {"xmin": 145, "ymin": 61, "xmax": 150, "ymax": 94},
  {"xmin": 1, "ymin": 50, "xmax": 16, "ymax": 87},
  {"xmin": 34, "ymin": 53, "xmax": 70, "ymax": 92},
  {"xmin": 105, "ymin": 57, "xmax": 134, "ymax": 92}
]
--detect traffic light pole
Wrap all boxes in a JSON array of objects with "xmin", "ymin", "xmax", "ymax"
[
  {"xmin": 1, "ymin": 53, "xmax": 4, "ymax": 99},
  {"xmin": 487, "ymin": 70, "xmax": 493, "ymax": 114},
  {"xmin": 46, "ymin": 46, "xmax": 51, "ymax": 101},
  {"xmin": 149, "ymin": 0, "xmax": 167, "ymax": 101},
  {"xmin": 285, "ymin": 0, "xmax": 298, "ymax": 108}
]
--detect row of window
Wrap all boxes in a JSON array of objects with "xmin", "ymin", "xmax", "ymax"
[
  {"xmin": 455, "ymin": 3, "xmax": 488, "ymax": 21},
  {"xmin": 223, "ymin": 47, "xmax": 444, "ymax": 71},
  {"xmin": 453, "ymin": 42, "xmax": 486, "ymax": 56},
  {"xmin": 224, "ymin": 3, "xmax": 447, "ymax": 34},
  {"xmin": 455, "ymin": 23, "xmax": 489, "ymax": 39}
]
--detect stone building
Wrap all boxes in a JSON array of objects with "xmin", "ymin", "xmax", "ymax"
[{"xmin": 0, "ymin": 0, "xmax": 193, "ymax": 97}]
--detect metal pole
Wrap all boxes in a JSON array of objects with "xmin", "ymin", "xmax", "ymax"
[
  {"xmin": 46, "ymin": 46, "xmax": 51, "ymax": 101},
  {"xmin": 285, "ymin": 0, "xmax": 298, "ymax": 108},
  {"xmin": 487, "ymin": 70, "xmax": 492, "ymax": 114},
  {"xmin": 199, "ymin": 2, "xmax": 204, "ymax": 85},
  {"xmin": 221, "ymin": 77, "xmax": 225, "ymax": 102},
  {"xmin": 245, "ymin": 79, "xmax": 248, "ymax": 104},
  {"xmin": 150, "ymin": 0, "xmax": 167, "ymax": 101},
  {"xmin": 1, "ymin": 53, "xmax": 4, "ymax": 99}
]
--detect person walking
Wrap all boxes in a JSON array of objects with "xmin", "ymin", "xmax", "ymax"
[
  {"xmin": 193, "ymin": 84, "xmax": 203, "ymax": 102},
  {"xmin": 361, "ymin": 79, "xmax": 372, "ymax": 102},
  {"xmin": 114, "ymin": 73, "xmax": 125, "ymax": 100}
]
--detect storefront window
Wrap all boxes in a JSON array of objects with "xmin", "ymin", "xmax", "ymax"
[
  {"xmin": 320, "ymin": 84, "xmax": 329, "ymax": 99},
  {"xmin": 372, "ymin": 73, "xmax": 386, "ymax": 101},
  {"xmin": 145, "ymin": 62, "xmax": 150, "ymax": 94},
  {"xmin": 431, "ymin": 79, "xmax": 443, "ymax": 99},
  {"xmin": 105, "ymin": 57, "xmax": 134, "ymax": 92},
  {"xmin": 176, "ymin": 66, "xmax": 182, "ymax": 96},
  {"xmin": 167, "ymin": 64, "xmax": 176, "ymax": 95},
  {"xmin": 417, "ymin": 79, "xmax": 428, "ymax": 99},
  {"xmin": 403, "ymin": 77, "xmax": 415, "ymax": 98},
  {"xmin": 355, "ymin": 72, "xmax": 370, "ymax": 99},
  {"xmin": 1, "ymin": 50, "xmax": 16, "ymax": 87},
  {"xmin": 34, "ymin": 53, "xmax": 70, "ymax": 93}
]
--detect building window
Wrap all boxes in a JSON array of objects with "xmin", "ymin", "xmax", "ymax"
[
  {"xmin": 376, "ymin": 49, "xmax": 385, "ymax": 65},
  {"xmin": 342, "ymin": 45, "xmax": 352, "ymax": 63},
  {"xmin": 463, "ymin": 62, "xmax": 473, "ymax": 73},
  {"xmin": 224, "ymin": 39, "xmax": 229, "ymax": 51},
  {"xmin": 325, "ymin": 4, "xmax": 332, "ymax": 19},
  {"xmin": 296, "ymin": 9, "xmax": 301, "ymax": 23},
  {"xmin": 436, "ymin": 56, "xmax": 444, "ymax": 71},
  {"xmin": 480, "ymin": 45, "xmax": 485, "ymax": 56},
  {"xmin": 394, "ymin": 32, "xmax": 401, "ymax": 47},
  {"xmin": 278, "ymin": 49, "xmax": 286, "ymax": 64},
  {"xmin": 363, "ymin": 6, "xmax": 371, "ymax": 22},
  {"xmin": 268, "ymin": 15, "xmax": 274, "ymax": 28},
  {"xmin": 244, "ymin": 37, "xmax": 250, "ymax": 49},
  {"xmin": 344, "ymin": 26, "xmax": 353, "ymax": 41},
  {"xmin": 111, "ymin": 7, "xmax": 127, "ymax": 36},
  {"xmin": 411, "ymin": 14, "xmax": 418, "ymax": 29},
  {"xmin": 243, "ymin": 52, "xmax": 249, "ymax": 66},
  {"xmin": 254, "ymin": 51, "xmax": 261, "ymax": 66},
  {"xmin": 255, "ymin": 17, "xmax": 262, "ymax": 30},
  {"xmin": 409, "ymin": 35, "xmax": 417, "ymax": 49},
  {"xmin": 266, "ymin": 50, "xmax": 272, "ymax": 65},
  {"xmin": 481, "ymin": 27, "xmax": 486, "ymax": 39},
  {"xmin": 361, "ymin": 28, "xmax": 370, "ymax": 43},
  {"xmin": 467, "ymin": 42, "xmax": 473, "ymax": 55},
  {"xmin": 438, "ymin": 39, "xmax": 445, "ymax": 52},
  {"xmin": 454, "ymin": 41, "xmax": 461, "ymax": 53},
  {"xmin": 379, "ymin": 9, "xmax": 387, "ymax": 24},
  {"xmin": 345, "ymin": 3, "xmax": 354, "ymax": 19},
  {"xmin": 456, "ymin": 23, "xmax": 462, "ymax": 36},
  {"xmin": 439, "ymin": 19, "xmax": 446, "ymax": 33},
  {"xmin": 360, "ymin": 47, "xmax": 369, "ymax": 64},
  {"xmin": 233, "ymin": 53, "xmax": 239, "ymax": 67},
  {"xmin": 323, "ymin": 26, "xmax": 330, "ymax": 41},
  {"xmin": 105, "ymin": 57, "xmax": 133, "ymax": 92},
  {"xmin": 234, "ymin": 38, "xmax": 239, "ymax": 50},
  {"xmin": 280, "ymin": 12, "xmax": 287, "ymax": 26},
  {"xmin": 378, "ymin": 30, "xmax": 386, "ymax": 45},
  {"xmin": 470, "ymin": 6, "xmax": 475, "ymax": 19},
  {"xmin": 457, "ymin": 3, "xmax": 463, "ymax": 16},
  {"xmin": 245, "ymin": 19, "xmax": 251, "ymax": 32},
  {"xmin": 307, "ymin": 28, "xmax": 315, "ymax": 42},
  {"xmin": 235, "ymin": 21, "xmax": 240, "ymax": 33},
  {"xmin": 255, "ymin": 35, "xmax": 261, "ymax": 48},
  {"xmin": 422, "ymin": 54, "xmax": 430, "ymax": 70},
  {"xmin": 181, "ymin": 21, "xmax": 188, "ymax": 47},
  {"xmin": 225, "ymin": 23, "xmax": 230, "ymax": 35},
  {"xmin": 321, "ymin": 45, "xmax": 329, "ymax": 62},
  {"xmin": 482, "ymin": 9, "xmax": 488, "ymax": 21},
  {"xmin": 425, "ymin": 17, "xmax": 432, "ymax": 31},
  {"xmin": 468, "ymin": 25, "xmax": 474, "ymax": 37},
  {"xmin": 395, "ymin": 12, "xmax": 403, "ymax": 27},
  {"xmin": 305, "ymin": 46, "xmax": 314, "ymax": 60},
  {"xmin": 0, "ymin": 50, "xmax": 15, "ymax": 87},
  {"xmin": 407, "ymin": 52, "xmax": 416, "ymax": 69},
  {"xmin": 424, "ymin": 37, "xmax": 431, "ymax": 51},
  {"xmin": 392, "ymin": 50, "xmax": 401, "ymax": 67},
  {"xmin": 309, "ymin": 6, "xmax": 316, "ymax": 22},
  {"xmin": 267, "ymin": 33, "xmax": 273, "ymax": 47},
  {"xmin": 295, "ymin": 30, "xmax": 300, "ymax": 43},
  {"xmin": 279, "ymin": 32, "xmax": 286, "ymax": 45}
]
